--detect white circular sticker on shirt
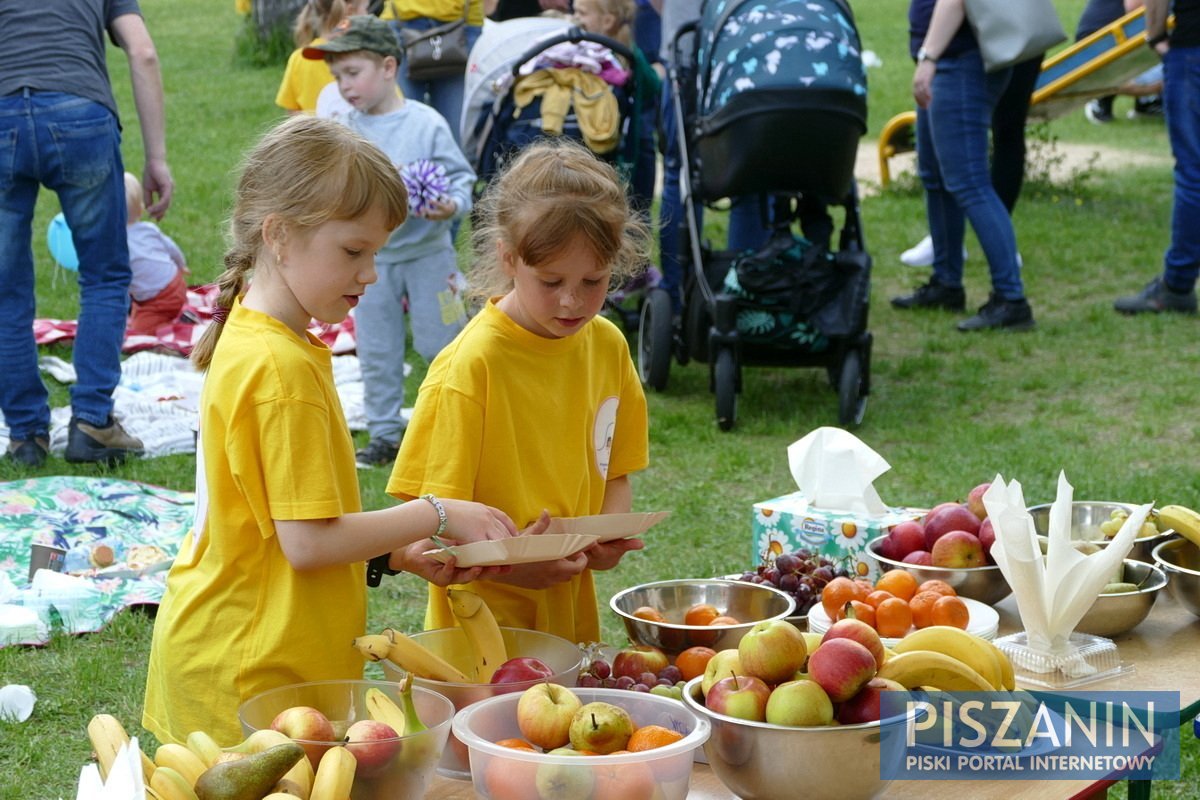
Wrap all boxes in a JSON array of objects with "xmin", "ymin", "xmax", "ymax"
[{"xmin": 593, "ymin": 396, "xmax": 618, "ymax": 479}]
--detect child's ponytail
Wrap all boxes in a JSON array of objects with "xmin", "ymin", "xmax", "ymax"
[{"xmin": 293, "ymin": 0, "xmax": 350, "ymax": 47}]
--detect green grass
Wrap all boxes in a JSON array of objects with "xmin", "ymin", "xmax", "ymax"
[{"xmin": 2, "ymin": 0, "xmax": 1198, "ymax": 796}]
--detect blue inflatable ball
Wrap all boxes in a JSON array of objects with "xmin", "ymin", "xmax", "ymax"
[{"xmin": 47, "ymin": 213, "xmax": 80, "ymax": 271}]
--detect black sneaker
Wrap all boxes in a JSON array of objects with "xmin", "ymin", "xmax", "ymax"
[
  {"xmin": 4, "ymin": 436, "xmax": 49, "ymax": 468},
  {"xmin": 891, "ymin": 281, "xmax": 966, "ymax": 311},
  {"xmin": 1113, "ymin": 276, "xmax": 1198, "ymax": 315},
  {"xmin": 65, "ymin": 417, "xmax": 144, "ymax": 465},
  {"xmin": 1085, "ymin": 99, "xmax": 1114, "ymax": 124},
  {"xmin": 355, "ymin": 438, "xmax": 399, "ymax": 469},
  {"xmin": 957, "ymin": 294, "xmax": 1035, "ymax": 332},
  {"xmin": 1129, "ymin": 96, "xmax": 1164, "ymax": 119}
]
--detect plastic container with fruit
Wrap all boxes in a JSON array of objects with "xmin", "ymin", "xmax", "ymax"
[
  {"xmin": 453, "ymin": 686, "xmax": 709, "ymax": 800},
  {"xmin": 238, "ymin": 678, "xmax": 454, "ymax": 799}
]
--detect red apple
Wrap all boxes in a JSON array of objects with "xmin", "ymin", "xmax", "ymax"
[
  {"xmin": 705, "ymin": 675, "xmax": 771, "ymax": 722},
  {"xmin": 807, "ymin": 638, "xmax": 877, "ymax": 702},
  {"xmin": 737, "ymin": 619, "xmax": 808, "ymax": 684},
  {"xmin": 837, "ymin": 677, "xmax": 904, "ymax": 725},
  {"xmin": 966, "ymin": 482, "xmax": 992, "ymax": 520},
  {"xmin": 344, "ymin": 719, "xmax": 401, "ymax": 777},
  {"xmin": 270, "ymin": 705, "xmax": 337, "ymax": 769},
  {"xmin": 516, "ymin": 683, "xmax": 582, "ymax": 750},
  {"xmin": 568, "ymin": 701, "xmax": 634, "ymax": 753},
  {"xmin": 886, "ymin": 521, "xmax": 926, "ymax": 560},
  {"xmin": 490, "ymin": 656, "xmax": 555, "ymax": 685},
  {"xmin": 922, "ymin": 501, "xmax": 961, "ymax": 525},
  {"xmin": 931, "ymin": 529, "xmax": 986, "ymax": 568},
  {"xmin": 978, "ymin": 517, "xmax": 996, "ymax": 561},
  {"xmin": 611, "ymin": 645, "xmax": 669, "ymax": 680},
  {"xmin": 820, "ymin": 617, "xmax": 885, "ymax": 669},
  {"xmin": 764, "ymin": 679, "xmax": 833, "ymax": 726},
  {"xmin": 902, "ymin": 550, "xmax": 933, "ymax": 566},
  {"xmin": 700, "ymin": 649, "xmax": 743, "ymax": 695},
  {"xmin": 924, "ymin": 504, "xmax": 981, "ymax": 549}
]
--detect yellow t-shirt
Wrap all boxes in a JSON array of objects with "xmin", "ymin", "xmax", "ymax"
[
  {"xmin": 275, "ymin": 42, "xmax": 334, "ymax": 113},
  {"xmin": 142, "ymin": 301, "xmax": 366, "ymax": 746},
  {"xmin": 383, "ymin": 0, "xmax": 485, "ymax": 27},
  {"xmin": 387, "ymin": 299, "xmax": 649, "ymax": 644}
]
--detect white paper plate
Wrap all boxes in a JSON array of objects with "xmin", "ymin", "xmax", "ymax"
[
  {"xmin": 422, "ymin": 533, "xmax": 601, "ymax": 567},
  {"xmin": 543, "ymin": 511, "xmax": 671, "ymax": 542},
  {"xmin": 807, "ymin": 596, "xmax": 1000, "ymax": 646}
]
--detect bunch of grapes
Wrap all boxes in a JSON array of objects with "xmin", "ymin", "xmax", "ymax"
[
  {"xmin": 576, "ymin": 652, "xmax": 685, "ymax": 700},
  {"xmin": 735, "ymin": 549, "xmax": 851, "ymax": 616}
]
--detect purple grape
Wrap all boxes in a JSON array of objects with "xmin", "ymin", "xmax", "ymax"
[
  {"xmin": 589, "ymin": 659, "xmax": 611, "ymax": 679},
  {"xmin": 615, "ymin": 675, "xmax": 636, "ymax": 690},
  {"xmin": 633, "ymin": 683, "xmax": 651, "ymax": 692},
  {"xmin": 763, "ymin": 567, "xmax": 781, "ymax": 585},
  {"xmin": 779, "ymin": 572, "xmax": 800, "ymax": 593},
  {"xmin": 657, "ymin": 665, "xmax": 683, "ymax": 684},
  {"xmin": 795, "ymin": 548, "xmax": 813, "ymax": 560},
  {"xmin": 657, "ymin": 677, "xmax": 675, "ymax": 687},
  {"xmin": 813, "ymin": 566, "xmax": 834, "ymax": 583},
  {"xmin": 776, "ymin": 553, "xmax": 800, "ymax": 573},
  {"xmin": 639, "ymin": 672, "xmax": 658, "ymax": 687},
  {"xmin": 601, "ymin": 676, "xmax": 618, "ymax": 688},
  {"xmin": 578, "ymin": 674, "xmax": 601, "ymax": 688}
]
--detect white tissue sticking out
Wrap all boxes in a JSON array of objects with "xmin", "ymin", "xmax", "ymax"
[
  {"xmin": 76, "ymin": 736, "xmax": 146, "ymax": 800},
  {"xmin": 0, "ymin": 684, "xmax": 36, "ymax": 722},
  {"xmin": 861, "ymin": 49, "xmax": 883, "ymax": 69},
  {"xmin": 787, "ymin": 427, "xmax": 889, "ymax": 516}
]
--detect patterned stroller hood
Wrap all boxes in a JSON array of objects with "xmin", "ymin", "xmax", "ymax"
[{"xmin": 697, "ymin": 0, "xmax": 867, "ymax": 121}]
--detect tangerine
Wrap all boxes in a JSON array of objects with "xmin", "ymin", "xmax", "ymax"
[
  {"xmin": 494, "ymin": 738, "xmax": 536, "ymax": 750},
  {"xmin": 864, "ymin": 589, "xmax": 895, "ymax": 609},
  {"xmin": 875, "ymin": 597, "xmax": 914, "ymax": 638},
  {"xmin": 633, "ymin": 606, "xmax": 667, "ymax": 622},
  {"xmin": 675, "ymin": 646, "xmax": 717, "ymax": 680},
  {"xmin": 708, "ymin": 614, "xmax": 740, "ymax": 626},
  {"xmin": 875, "ymin": 569, "xmax": 919, "ymax": 601},
  {"xmin": 853, "ymin": 578, "xmax": 874, "ymax": 601},
  {"xmin": 931, "ymin": 595, "xmax": 970, "ymax": 629},
  {"xmin": 684, "ymin": 602, "xmax": 720, "ymax": 626},
  {"xmin": 916, "ymin": 579, "xmax": 957, "ymax": 598},
  {"xmin": 626, "ymin": 724, "xmax": 685, "ymax": 752},
  {"xmin": 847, "ymin": 599, "xmax": 875, "ymax": 628},
  {"xmin": 821, "ymin": 577, "xmax": 858, "ymax": 619},
  {"xmin": 909, "ymin": 591, "xmax": 944, "ymax": 629},
  {"xmin": 592, "ymin": 759, "xmax": 656, "ymax": 800}
]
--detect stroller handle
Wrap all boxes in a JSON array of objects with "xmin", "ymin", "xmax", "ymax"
[{"xmin": 509, "ymin": 26, "xmax": 640, "ymax": 77}]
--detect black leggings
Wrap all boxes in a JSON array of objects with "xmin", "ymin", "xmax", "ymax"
[{"xmin": 991, "ymin": 55, "xmax": 1043, "ymax": 213}]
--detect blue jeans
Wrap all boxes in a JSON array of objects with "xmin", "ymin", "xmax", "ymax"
[
  {"xmin": 916, "ymin": 50, "xmax": 1024, "ymax": 301},
  {"xmin": 389, "ymin": 19, "xmax": 482, "ymax": 148},
  {"xmin": 1162, "ymin": 45, "xmax": 1200, "ymax": 293},
  {"xmin": 0, "ymin": 91, "xmax": 129, "ymax": 441}
]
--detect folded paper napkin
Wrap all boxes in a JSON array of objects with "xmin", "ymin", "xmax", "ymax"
[
  {"xmin": 984, "ymin": 472, "xmax": 1148, "ymax": 670},
  {"xmin": 76, "ymin": 737, "xmax": 146, "ymax": 800},
  {"xmin": 787, "ymin": 426, "xmax": 888, "ymax": 515}
]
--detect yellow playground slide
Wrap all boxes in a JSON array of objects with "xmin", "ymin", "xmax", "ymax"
[{"xmin": 877, "ymin": 8, "xmax": 1170, "ymax": 187}]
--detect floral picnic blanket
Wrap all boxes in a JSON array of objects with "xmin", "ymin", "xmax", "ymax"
[{"xmin": 0, "ymin": 476, "xmax": 194, "ymax": 647}]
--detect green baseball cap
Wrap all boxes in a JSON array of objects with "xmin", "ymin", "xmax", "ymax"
[{"xmin": 302, "ymin": 15, "xmax": 402, "ymax": 61}]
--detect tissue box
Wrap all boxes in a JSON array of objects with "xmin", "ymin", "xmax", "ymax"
[{"xmin": 752, "ymin": 491, "xmax": 919, "ymax": 581}]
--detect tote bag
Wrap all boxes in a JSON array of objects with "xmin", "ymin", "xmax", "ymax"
[
  {"xmin": 964, "ymin": 0, "xmax": 1066, "ymax": 72},
  {"xmin": 399, "ymin": 0, "xmax": 471, "ymax": 81}
]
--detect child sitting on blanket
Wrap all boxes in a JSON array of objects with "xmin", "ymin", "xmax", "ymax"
[{"xmin": 124, "ymin": 172, "xmax": 189, "ymax": 336}]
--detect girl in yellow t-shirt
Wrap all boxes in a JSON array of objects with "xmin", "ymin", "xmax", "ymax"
[
  {"xmin": 386, "ymin": 138, "xmax": 655, "ymax": 645},
  {"xmin": 142, "ymin": 116, "xmax": 518, "ymax": 746},
  {"xmin": 275, "ymin": 0, "xmax": 368, "ymax": 113}
]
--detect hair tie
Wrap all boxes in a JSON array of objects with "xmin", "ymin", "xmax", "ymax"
[{"xmin": 211, "ymin": 306, "xmax": 230, "ymax": 325}]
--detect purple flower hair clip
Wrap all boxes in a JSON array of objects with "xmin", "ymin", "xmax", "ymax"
[{"xmin": 400, "ymin": 159, "xmax": 451, "ymax": 218}]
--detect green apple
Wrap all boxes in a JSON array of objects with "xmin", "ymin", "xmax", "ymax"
[
  {"xmin": 765, "ymin": 679, "xmax": 834, "ymax": 726},
  {"xmin": 737, "ymin": 619, "xmax": 808, "ymax": 684},
  {"xmin": 705, "ymin": 675, "xmax": 771, "ymax": 722},
  {"xmin": 535, "ymin": 748, "xmax": 593, "ymax": 800},
  {"xmin": 517, "ymin": 683, "xmax": 582, "ymax": 751},
  {"xmin": 700, "ymin": 648, "xmax": 743, "ymax": 696}
]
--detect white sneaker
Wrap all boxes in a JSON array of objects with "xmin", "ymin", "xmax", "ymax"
[{"xmin": 900, "ymin": 235, "xmax": 969, "ymax": 268}]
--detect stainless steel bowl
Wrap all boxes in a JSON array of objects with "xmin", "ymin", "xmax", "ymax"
[
  {"xmin": 1075, "ymin": 559, "xmax": 1167, "ymax": 637},
  {"xmin": 682, "ymin": 678, "xmax": 891, "ymax": 800},
  {"xmin": 1152, "ymin": 537, "xmax": 1200, "ymax": 618},
  {"xmin": 1028, "ymin": 501, "xmax": 1174, "ymax": 563},
  {"xmin": 610, "ymin": 578, "xmax": 796, "ymax": 655},
  {"xmin": 865, "ymin": 537, "xmax": 1011, "ymax": 605}
]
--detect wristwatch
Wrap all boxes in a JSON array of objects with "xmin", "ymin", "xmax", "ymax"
[{"xmin": 917, "ymin": 47, "xmax": 937, "ymax": 64}]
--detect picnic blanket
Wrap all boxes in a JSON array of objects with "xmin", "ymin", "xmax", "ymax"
[{"xmin": 0, "ymin": 477, "xmax": 194, "ymax": 647}]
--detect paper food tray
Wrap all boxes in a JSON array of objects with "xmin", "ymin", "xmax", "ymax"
[
  {"xmin": 423, "ymin": 533, "xmax": 601, "ymax": 567},
  {"xmin": 994, "ymin": 631, "xmax": 1134, "ymax": 689},
  {"xmin": 543, "ymin": 511, "xmax": 670, "ymax": 542},
  {"xmin": 807, "ymin": 597, "xmax": 1000, "ymax": 646}
]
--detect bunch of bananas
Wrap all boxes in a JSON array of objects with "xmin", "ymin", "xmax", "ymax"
[
  {"xmin": 1159, "ymin": 505, "xmax": 1200, "ymax": 548},
  {"xmin": 352, "ymin": 588, "xmax": 508, "ymax": 684},
  {"xmin": 876, "ymin": 626, "xmax": 1015, "ymax": 692}
]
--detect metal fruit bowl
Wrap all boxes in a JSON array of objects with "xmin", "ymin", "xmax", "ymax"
[
  {"xmin": 610, "ymin": 578, "xmax": 796, "ymax": 656},
  {"xmin": 1027, "ymin": 501, "xmax": 1174, "ymax": 563},
  {"xmin": 681, "ymin": 678, "xmax": 891, "ymax": 800},
  {"xmin": 1152, "ymin": 537, "xmax": 1200, "ymax": 618},
  {"xmin": 865, "ymin": 537, "xmax": 1011, "ymax": 606},
  {"xmin": 1075, "ymin": 559, "xmax": 1167, "ymax": 637}
]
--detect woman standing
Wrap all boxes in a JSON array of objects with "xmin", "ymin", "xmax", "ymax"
[{"xmin": 891, "ymin": 0, "xmax": 1035, "ymax": 332}]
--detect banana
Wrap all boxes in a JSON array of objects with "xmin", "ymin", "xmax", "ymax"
[
  {"xmin": 308, "ymin": 746, "xmax": 356, "ymax": 800},
  {"xmin": 877, "ymin": 649, "xmax": 995, "ymax": 692},
  {"xmin": 154, "ymin": 743, "xmax": 207, "ymax": 787},
  {"xmin": 149, "ymin": 766, "xmax": 200, "ymax": 800},
  {"xmin": 1158, "ymin": 505, "xmax": 1200, "ymax": 548},
  {"xmin": 364, "ymin": 686, "xmax": 409, "ymax": 737},
  {"xmin": 447, "ymin": 588, "xmax": 507, "ymax": 682},
  {"xmin": 979, "ymin": 637, "xmax": 1016, "ymax": 691},
  {"xmin": 379, "ymin": 628, "xmax": 471, "ymax": 682},
  {"xmin": 892, "ymin": 626, "xmax": 1004, "ymax": 690},
  {"xmin": 397, "ymin": 673, "xmax": 427, "ymax": 734},
  {"xmin": 351, "ymin": 633, "xmax": 394, "ymax": 662},
  {"xmin": 273, "ymin": 744, "xmax": 315, "ymax": 799},
  {"xmin": 185, "ymin": 730, "xmax": 223, "ymax": 769},
  {"xmin": 87, "ymin": 714, "xmax": 154, "ymax": 783}
]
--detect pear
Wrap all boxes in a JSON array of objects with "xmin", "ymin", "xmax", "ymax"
[
  {"xmin": 1101, "ymin": 582, "xmax": 1140, "ymax": 595},
  {"xmin": 194, "ymin": 741, "xmax": 305, "ymax": 800}
]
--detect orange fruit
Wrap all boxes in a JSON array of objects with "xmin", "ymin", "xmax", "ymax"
[
  {"xmin": 864, "ymin": 589, "xmax": 895, "ymax": 609},
  {"xmin": 684, "ymin": 602, "xmax": 720, "ymax": 626},
  {"xmin": 674, "ymin": 646, "xmax": 717, "ymax": 681},
  {"xmin": 916, "ymin": 579, "xmax": 957, "ymax": 598},
  {"xmin": 626, "ymin": 724, "xmax": 685, "ymax": 752},
  {"xmin": 485, "ymin": 755, "xmax": 539, "ymax": 800},
  {"xmin": 909, "ymin": 591, "xmax": 944, "ymax": 629},
  {"xmin": 633, "ymin": 605, "xmax": 667, "ymax": 622},
  {"xmin": 875, "ymin": 597, "xmax": 914, "ymax": 638},
  {"xmin": 592, "ymin": 759, "xmax": 656, "ymax": 800},
  {"xmin": 853, "ymin": 578, "xmax": 874, "ymax": 600},
  {"xmin": 847, "ymin": 599, "xmax": 875, "ymax": 628},
  {"xmin": 494, "ymin": 738, "xmax": 536, "ymax": 750},
  {"xmin": 875, "ymin": 569, "xmax": 919, "ymax": 601},
  {"xmin": 931, "ymin": 595, "xmax": 970, "ymax": 629},
  {"xmin": 707, "ymin": 614, "xmax": 740, "ymax": 626},
  {"xmin": 821, "ymin": 577, "xmax": 858, "ymax": 619}
]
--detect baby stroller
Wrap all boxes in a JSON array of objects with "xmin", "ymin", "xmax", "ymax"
[{"xmin": 638, "ymin": 0, "xmax": 872, "ymax": 429}]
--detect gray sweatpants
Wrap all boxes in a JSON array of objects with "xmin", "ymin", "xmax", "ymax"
[{"xmin": 355, "ymin": 247, "xmax": 467, "ymax": 443}]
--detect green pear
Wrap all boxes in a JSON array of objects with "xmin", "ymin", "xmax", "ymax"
[
  {"xmin": 194, "ymin": 741, "xmax": 305, "ymax": 800},
  {"xmin": 1101, "ymin": 582, "xmax": 1140, "ymax": 594}
]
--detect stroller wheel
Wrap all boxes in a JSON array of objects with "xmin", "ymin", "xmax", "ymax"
[
  {"xmin": 638, "ymin": 288, "xmax": 674, "ymax": 391},
  {"xmin": 837, "ymin": 349, "xmax": 868, "ymax": 428},
  {"xmin": 713, "ymin": 346, "xmax": 738, "ymax": 431}
]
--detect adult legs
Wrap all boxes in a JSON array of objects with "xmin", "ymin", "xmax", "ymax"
[
  {"xmin": 1162, "ymin": 46, "xmax": 1200, "ymax": 293},
  {"xmin": 991, "ymin": 54, "xmax": 1041, "ymax": 214}
]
